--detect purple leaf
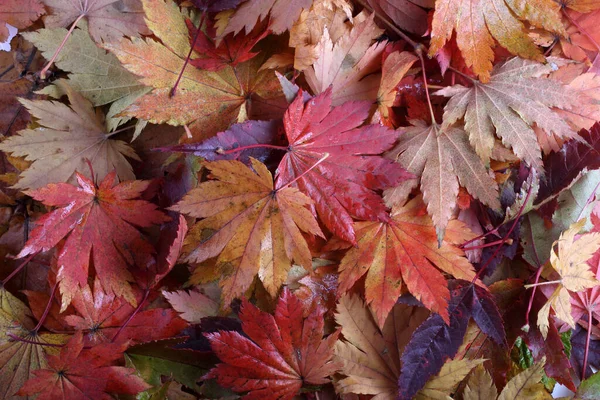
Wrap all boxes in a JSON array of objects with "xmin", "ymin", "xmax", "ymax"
[
  {"xmin": 398, "ymin": 281, "xmax": 472, "ymax": 400},
  {"xmin": 471, "ymin": 285, "xmax": 506, "ymax": 346}
]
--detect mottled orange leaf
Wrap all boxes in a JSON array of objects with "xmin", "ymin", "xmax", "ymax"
[{"xmin": 171, "ymin": 158, "xmax": 324, "ymax": 308}]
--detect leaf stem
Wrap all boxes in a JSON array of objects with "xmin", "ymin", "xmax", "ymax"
[
  {"xmin": 1, "ymin": 252, "xmax": 38, "ymax": 286},
  {"xmin": 472, "ymin": 180, "xmax": 534, "ymax": 282},
  {"xmin": 447, "ymin": 66, "xmax": 477, "ymax": 83},
  {"xmin": 111, "ymin": 289, "xmax": 150, "ymax": 342},
  {"xmin": 353, "ymin": 0, "xmax": 421, "ymax": 51},
  {"xmin": 416, "ymin": 50, "xmax": 438, "ymax": 125},
  {"xmin": 462, "ymin": 238, "xmax": 513, "ymax": 251},
  {"xmin": 524, "ymin": 279, "xmax": 562, "ymax": 288},
  {"xmin": 583, "ymin": 297, "xmax": 593, "ymax": 379},
  {"xmin": 171, "ymin": 13, "xmax": 205, "ymax": 97},
  {"xmin": 39, "ymin": 13, "xmax": 85, "ymax": 79},
  {"xmin": 7, "ymin": 332, "xmax": 63, "ymax": 347},
  {"xmin": 277, "ymin": 153, "xmax": 330, "ymax": 190},
  {"xmin": 217, "ymin": 143, "xmax": 289, "ymax": 155},
  {"xmin": 33, "ymin": 280, "xmax": 58, "ymax": 333},
  {"xmin": 524, "ymin": 260, "xmax": 545, "ymax": 329}
]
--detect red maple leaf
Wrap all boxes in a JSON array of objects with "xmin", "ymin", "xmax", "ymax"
[
  {"xmin": 16, "ymin": 171, "xmax": 170, "ymax": 310},
  {"xmin": 186, "ymin": 18, "xmax": 268, "ymax": 71},
  {"xmin": 276, "ymin": 89, "xmax": 413, "ymax": 243},
  {"xmin": 205, "ymin": 288, "xmax": 340, "ymax": 399},
  {"xmin": 17, "ymin": 331, "xmax": 150, "ymax": 400}
]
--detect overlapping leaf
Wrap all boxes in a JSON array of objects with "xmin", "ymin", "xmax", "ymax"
[
  {"xmin": 399, "ymin": 280, "xmax": 505, "ymax": 400},
  {"xmin": 429, "ymin": 0, "xmax": 565, "ymax": 81},
  {"xmin": 535, "ymin": 219, "xmax": 600, "ymax": 338},
  {"xmin": 171, "ymin": 158, "xmax": 324, "ymax": 307},
  {"xmin": 384, "ymin": 121, "xmax": 500, "ymax": 241},
  {"xmin": 17, "ymin": 331, "xmax": 150, "ymax": 399},
  {"xmin": 0, "ymin": 0, "xmax": 44, "ymax": 41},
  {"xmin": 205, "ymin": 288, "xmax": 339, "ymax": 399},
  {"xmin": 335, "ymin": 197, "xmax": 478, "ymax": 326},
  {"xmin": 276, "ymin": 89, "xmax": 412, "ymax": 244},
  {"xmin": 16, "ymin": 172, "xmax": 169, "ymax": 310},
  {"xmin": 0, "ymin": 84, "xmax": 140, "ymax": 190},
  {"xmin": 365, "ymin": 0, "xmax": 432, "ymax": 35},
  {"xmin": 334, "ymin": 294, "xmax": 428, "ymax": 399},
  {"xmin": 304, "ymin": 13, "xmax": 386, "ymax": 105},
  {"xmin": 437, "ymin": 57, "xmax": 581, "ymax": 169},
  {"xmin": 222, "ymin": 0, "xmax": 312, "ymax": 35},
  {"xmin": 104, "ymin": 0, "xmax": 286, "ymax": 140},
  {"xmin": 42, "ymin": 0, "xmax": 150, "ymax": 43}
]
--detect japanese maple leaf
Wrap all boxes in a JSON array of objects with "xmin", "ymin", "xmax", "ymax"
[
  {"xmin": 205, "ymin": 288, "xmax": 340, "ymax": 400},
  {"xmin": 0, "ymin": 288, "xmax": 66, "ymax": 399},
  {"xmin": 399, "ymin": 280, "xmax": 505, "ymax": 400},
  {"xmin": 334, "ymin": 196, "xmax": 479, "ymax": 327},
  {"xmin": 104, "ymin": 0, "xmax": 286, "ymax": 140},
  {"xmin": 63, "ymin": 280, "xmax": 186, "ymax": 345},
  {"xmin": 171, "ymin": 158, "xmax": 324, "ymax": 307},
  {"xmin": 429, "ymin": 0, "xmax": 565, "ymax": 82},
  {"xmin": 16, "ymin": 172, "xmax": 169, "ymax": 310},
  {"xmin": 0, "ymin": 83, "xmax": 140, "ymax": 190},
  {"xmin": 186, "ymin": 18, "xmax": 267, "ymax": 71},
  {"xmin": 560, "ymin": 9, "xmax": 600, "ymax": 66},
  {"xmin": 437, "ymin": 57, "xmax": 581, "ymax": 170},
  {"xmin": 377, "ymin": 50, "xmax": 418, "ymax": 122},
  {"xmin": 384, "ymin": 121, "xmax": 501, "ymax": 241},
  {"xmin": 0, "ymin": 0, "xmax": 44, "ymax": 41},
  {"xmin": 304, "ymin": 13, "xmax": 386, "ymax": 106},
  {"xmin": 288, "ymin": 0, "xmax": 352, "ymax": 71},
  {"xmin": 534, "ymin": 219, "xmax": 600, "ymax": 338},
  {"xmin": 223, "ymin": 0, "xmax": 312, "ymax": 35},
  {"xmin": 17, "ymin": 331, "xmax": 150, "ymax": 400},
  {"xmin": 276, "ymin": 89, "xmax": 412, "ymax": 244},
  {"xmin": 365, "ymin": 0, "xmax": 432, "ymax": 35},
  {"xmin": 334, "ymin": 294, "xmax": 429, "ymax": 399},
  {"xmin": 42, "ymin": 0, "xmax": 150, "ymax": 43}
]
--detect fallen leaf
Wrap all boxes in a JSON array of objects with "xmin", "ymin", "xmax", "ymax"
[
  {"xmin": 276, "ymin": 88, "xmax": 412, "ymax": 244},
  {"xmin": 205, "ymin": 288, "xmax": 340, "ymax": 399},
  {"xmin": 304, "ymin": 13, "xmax": 386, "ymax": 105},
  {"xmin": 0, "ymin": 84, "xmax": 140, "ymax": 190},
  {"xmin": 429, "ymin": 0, "xmax": 565, "ymax": 81},
  {"xmin": 17, "ymin": 331, "xmax": 151, "ymax": 399},
  {"xmin": 16, "ymin": 171, "xmax": 169, "ymax": 310},
  {"xmin": 0, "ymin": 0, "xmax": 45, "ymax": 42},
  {"xmin": 463, "ymin": 364, "xmax": 498, "ymax": 400},
  {"xmin": 223, "ymin": 0, "xmax": 312, "ymax": 35},
  {"xmin": 384, "ymin": 121, "xmax": 500, "ymax": 241},
  {"xmin": 163, "ymin": 289, "xmax": 219, "ymax": 324},
  {"xmin": 104, "ymin": 0, "xmax": 286, "ymax": 140},
  {"xmin": 171, "ymin": 158, "xmax": 323, "ymax": 307},
  {"xmin": 42, "ymin": 0, "xmax": 150, "ymax": 43},
  {"xmin": 335, "ymin": 196, "xmax": 478, "ymax": 326},
  {"xmin": 365, "ymin": 0, "xmax": 433, "ymax": 35},
  {"xmin": 417, "ymin": 357, "xmax": 486, "ymax": 399},
  {"xmin": 497, "ymin": 357, "xmax": 549, "ymax": 400},
  {"xmin": 437, "ymin": 57, "xmax": 580, "ymax": 169}
]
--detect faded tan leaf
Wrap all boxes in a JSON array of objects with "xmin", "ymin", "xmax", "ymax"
[{"xmin": 463, "ymin": 364, "xmax": 498, "ymax": 400}]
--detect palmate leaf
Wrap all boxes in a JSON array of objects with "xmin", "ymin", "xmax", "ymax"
[
  {"xmin": 171, "ymin": 158, "xmax": 324, "ymax": 307},
  {"xmin": 335, "ymin": 197, "xmax": 478, "ymax": 327},
  {"xmin": 437, "ymin": 57, "xmax": 581, "ymax": 170},
  {"xmin": 334, "ymin": 295, "xmax": 429, "ymax": 399},
  {"xmin": 16, "ymin": 172, "xmax": 169, "ymax": 310},
  {"xmin": 429, "ymin": 0, "xmax": 565, "ymax": 82},
  {"xmin": 42, "ymin": 0, "xmax": 150, "ymax": 43},
  {"xmin": 17, "ymin": 331, "xmax": 150, "ymax": 400},
  {"xmin": 384, "ymin": 121, "xmax": 500, "ymax": 241},
  {"xmin": 399, "ymin": 280, "xmax": 505, "ymax": 400},
  {"xmin": 104, "ymin": 0, "xmax": 286, "ymax": 140},
  {"xmin": 0, "ymin": 84, "xmax": 140, "ymax": 190},
  {"xmin": 205, "ymin": 288, "xmax": 339, "ymax": 400},
  {"xmin": 222, "ymin": 0, "xmax": 312, "ymax": 35},
  {"xmin": 0, "ymin": 0, "xmax": 44, "ymax": 41},
  {"xmin": 276, "ymin": 89, "xmax": 412, "ymax": 244}
]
